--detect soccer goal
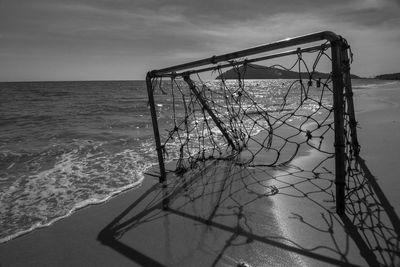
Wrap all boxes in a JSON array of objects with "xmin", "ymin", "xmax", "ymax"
[{"xmin": 146, "ymin": 31, "xmax": 359, "ymax": 215}]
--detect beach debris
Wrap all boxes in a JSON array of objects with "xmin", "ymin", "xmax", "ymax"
[{"xmin": 237, "ymin": 261, "xmax": 250, "ymax": 267}]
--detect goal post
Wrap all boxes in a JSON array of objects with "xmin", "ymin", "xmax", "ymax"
[{"xmin": 145, "ymin": 31, "xmax": 359, "ymax": 215}]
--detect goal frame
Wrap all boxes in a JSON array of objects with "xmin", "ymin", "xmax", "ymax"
[{"xmin": 145, "ymin": 31, "xmax": 359, "ymax": 215}]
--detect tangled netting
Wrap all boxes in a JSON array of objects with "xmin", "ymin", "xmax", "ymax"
[{"xmin": 149, "ymin": 43, "xmax": 345, "ymax": 173}]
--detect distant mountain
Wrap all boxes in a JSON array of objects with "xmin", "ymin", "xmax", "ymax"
[
  {"xmin": 375, "ymin": 73, "xmax": 400, "ymax": 80},
  {"xmin": 216, "ymin": 63, "xmax": 360, "ymax": 79}
]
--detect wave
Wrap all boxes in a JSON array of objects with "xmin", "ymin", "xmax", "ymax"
[
  {"xmin": 0, "ymin": 114, "xmax": 56, "ymax": 126},
  {"xmin": 0, "ymin": 138, "xmax": 158, "ymax": 243},
  {"xmin": 74, "ymin": 103, "xmax": 150, "ymax": 116},
  {"xmin": 352, "ymin": 79, "xmax": 400, "ymax": 90},
  {"xmin": 0, "ymin": 177, "xmax": 147, "ymax": 244}
]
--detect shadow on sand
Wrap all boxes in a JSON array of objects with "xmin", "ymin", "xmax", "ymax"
[{"xmin": 98, "ymin": 156, "xmax": 399, "ymax": 267}]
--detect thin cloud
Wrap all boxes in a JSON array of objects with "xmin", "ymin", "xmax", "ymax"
[{"xmin": 0, "ymin": 0, "xmax": 399, "ymax": 80}]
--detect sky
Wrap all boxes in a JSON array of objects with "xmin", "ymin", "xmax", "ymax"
[{"xmin": 0, "ymin": 0, "xmax": 399, "ymax": 81}]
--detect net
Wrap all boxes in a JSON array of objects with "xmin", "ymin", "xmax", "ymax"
[
  {"xmin": 146, "ymin": 32, "xmax": 358, "ymax": 216},
  {"xmin": 147, "ymin": 42, "xmax": 356, "ymax": 175}
]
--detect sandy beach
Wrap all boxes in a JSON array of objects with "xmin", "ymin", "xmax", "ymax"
[
  {"xmin": 1, "ymin": 0, "xmax": 400, "ymax": 265},
  {"xmin": 1, "ymin": 80, "xmax": 399, "ymax": 267}
]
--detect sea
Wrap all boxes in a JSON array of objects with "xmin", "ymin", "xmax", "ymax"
[{"xmin": 0, "ymin": 78, "xmax": 398, "ymax": 243}]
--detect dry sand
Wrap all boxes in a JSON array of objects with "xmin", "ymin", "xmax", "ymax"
[{"xmin": 0, "ymin": 81, "xmax": 399, "ymax": 267}]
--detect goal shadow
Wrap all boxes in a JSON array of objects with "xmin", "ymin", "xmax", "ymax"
[{"xmin": 98, "ymin": 156, "xmax": 399, "ymax": 266}]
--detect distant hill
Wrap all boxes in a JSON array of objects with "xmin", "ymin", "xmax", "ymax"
[
  {"xmin": 216, "ymin": 63, "xmax": 360, "ymax": 79},
  {"xmin": 375, "ymin": 73, "xmax": 400, "ymax": 80}
]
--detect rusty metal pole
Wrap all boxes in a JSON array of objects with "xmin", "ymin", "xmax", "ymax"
[
  {"xmin": 331, "ymin": 40, "xmax": 346, "ymax": 215},
  {"xmin": 183, "ymin": 75, "xmax": 237, "ymax": 151},
  {"xmin": 342, "ymin": 47, "xmax": 360, "ymax": 157},
  {"xmin": 146, "ymin": 72, "xmax": 167, "ymax": 183}
]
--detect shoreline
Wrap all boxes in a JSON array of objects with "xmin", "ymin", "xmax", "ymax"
[{"xmin": 0, "ymin": 170, "xmax": 150, "ymax": 244}]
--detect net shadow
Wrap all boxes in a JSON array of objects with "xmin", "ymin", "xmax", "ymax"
[
  {"xmin": 98, "ymin": 155, "xmax": 399, "ymax": 266},
  {"xmin": 343, "ymin": 156, "xmax": 400, "ymax": 266}
]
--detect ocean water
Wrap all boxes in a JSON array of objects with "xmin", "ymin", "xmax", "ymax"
[
  {"xmin": 0, "ymin": 78, "xmax": 396, "ymax": 243},
  {"xmin": 0, "ymin": 81, "xmax": 157, "ymax": 242}
]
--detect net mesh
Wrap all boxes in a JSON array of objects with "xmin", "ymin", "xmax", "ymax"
[{"xmin": 149, "ymin": 43, "xmax": 340, "ymax": 173}]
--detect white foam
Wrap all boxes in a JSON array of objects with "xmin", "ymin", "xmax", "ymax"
[{"xmin": 0, "ymin": 139, "xmax": 157, "ymax": 244}]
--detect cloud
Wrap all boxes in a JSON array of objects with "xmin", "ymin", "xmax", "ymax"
[
  {"xmin": 331, "ymin": 1, "xmax": 400, "ymax": 28},
  {"xmin": 0, "ymin": 0, "xmax": 399, "ymax": 80}
]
